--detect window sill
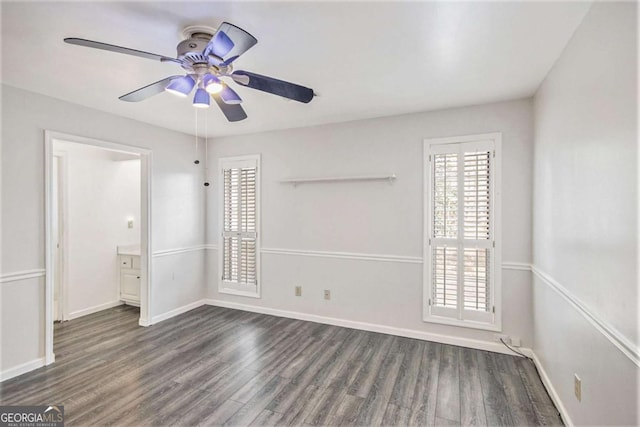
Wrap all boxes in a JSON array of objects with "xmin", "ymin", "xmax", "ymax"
[
  {"xmin": 422, "ymin": 314, "xmax": 501, "ymax": 332},
  {"xmin": 219, "ymin": 286, "xmax": 261, "ymax": 299}
]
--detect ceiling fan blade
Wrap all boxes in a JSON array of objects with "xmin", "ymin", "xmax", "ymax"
[
  {"xmin": 64, "ymin": 38, "xmax": 181, "ymax": 64},
  {"xmin": 204, "ymin": 22, "xmax": 257, "ymax": 64},
  {"xmin": 212, "ymin": 93, "xmax": 248, "ymax": 122},
  {"xmin": 231, "ymin": 71, "xmax": 314, "ymax": 103},
  {"xmin": 119, "ymin": 76, "xmax": 183, "ymax": 102}
]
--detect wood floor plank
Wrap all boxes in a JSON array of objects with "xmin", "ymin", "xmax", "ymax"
[
  {"xmin": 347, "ymin": 332, "xmax": 394, "ymax": 398},
  {"xmin": 227, "ymin": 335, "xmax": 317, "ymax": 404},
  {"xmin": 302, "ymin": 359, "xmax": 364, "ymax": 426},
  {"xmin": 249, "ymin": 409, "xmax": 283, "ymax": 426},
  {"xmin": 477, "ymin": 350, "xmax": 516, "ymax": 426},
  {"xmin": 388, "ymin": 337, "xmax": 424, "ymax": 409},
  {"xmin": 459, "ymin": 347, "xmax": 488, "ymax": 426},
  {"xmin": 325, "ymin": 392, "xmax": 365, "ymax": 426},
  {"xmin": 435, "ymin": 344, "xmax": 461, "ymax": 423},
  {"xmin": 354, "ymin": 352, "xmax": 405, "ymax": 426},
  {"xmin": 382, "ymin": 403, "xmax": 412, "ymax": 426},
  {"xmin": 175, "ymin": 395, "xmax": 243, "ymax": 427},
  {"xmin": 1, "ymin": 305, "xmax": 563, "ymax": 426},
  {"xmin": 435, "ymin": 415, "xmax": 462, "ymax": 426},
  {"xmin": 407, "ymin": 341, "xmax": 441, "ymax": 426},
  {"xmin": 500, "ymin": 366, "xmax": 540, "ymax": 426},
  {"xmin": 517, "ymin": 358, "xmax": 564, "ymax": 425},
  {"xmin": 223, "ymin": 376, "xmax": 290, "ymax": 426},
  {"xmin": 266, "ymin": 328, "xmax": 354, "ymax": 422}
]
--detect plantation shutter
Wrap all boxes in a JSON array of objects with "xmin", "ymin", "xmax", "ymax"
[
  {"xmin": 221, "ymin": 157, "xmax": 258, "ymax": 292},
  {"xmin": 429, "ymin": 140, "xmax": 495, "ymax": 324}
]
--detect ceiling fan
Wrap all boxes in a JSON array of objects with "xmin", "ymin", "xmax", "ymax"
[{"xmin": 64, "ymin": 22, "xmax": 315, "ymax": 122}]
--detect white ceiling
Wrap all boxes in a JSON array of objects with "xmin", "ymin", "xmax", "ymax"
[{"xmin": 2, "ymin": 1, "xmax": 591, "ymax": 137}]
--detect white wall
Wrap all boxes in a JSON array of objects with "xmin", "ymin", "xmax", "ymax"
[
  {"xmin": 55, "ymin": 142, "xmax": 140, "ymax": 316},
  {"xmin": 532, "ymin": 2, "xmax": 638, "ymax": 425},
  {"xmin": 0, "ymin": 85, "xmax": 207, "ymax": 376},
  {"xmin": 207, "ymin": 98, "xmax": 534, "ymax": 349}
]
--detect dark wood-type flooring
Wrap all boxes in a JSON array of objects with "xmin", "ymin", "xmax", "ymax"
[{"xmin": 0, "ymin": 305, "xmax": 562, "ymax": 426}]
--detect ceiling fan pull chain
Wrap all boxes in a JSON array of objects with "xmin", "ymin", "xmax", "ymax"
[
  {"xmin": 204, "ymin": 115, "xmax": 210, "ymax": 187},
  {"xmin": 194, "ymin": 108, "xmax": 200, "ymax": 165}
]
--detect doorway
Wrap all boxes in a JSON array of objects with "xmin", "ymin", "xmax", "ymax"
[{"xmin": 44, "ymin": 131, "xmax": 152, "ymax": 365}]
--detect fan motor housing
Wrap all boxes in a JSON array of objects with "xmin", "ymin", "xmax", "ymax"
[{"xmin": 176, "ymin": 38, "xmax": 210, "ymax": 60}]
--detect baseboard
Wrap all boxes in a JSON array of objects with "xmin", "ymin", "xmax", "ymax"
[
  {"xmin": 0, "ymin": 357, "xmax": 45, "ymax": 382},
  {"xmin": 531, "ymin": 352, "xmax": 573, "ymax": 427},
  {"xmin": 203, "ymin": 298, "xmax": 532, "ymax": 357},
  {"xmin": 67, "ymin": 300, "xmax": 124, "ymax": 320},
  {"xmin": 150, "ymin": 300, "xmax": 207, "ymax": 324}
]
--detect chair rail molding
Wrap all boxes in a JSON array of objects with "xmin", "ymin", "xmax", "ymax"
[
  {"xmin": 0, "ymin": 269, "xmax": 46, "ymax": 283},
  {"xmin": 532, "ymin": 265, "xmax": 640, "ymax": 367},
  {"xmin": 260, "ymin": 247, "xmax": 423, "ymax": 264},
  {"xmin": 501, "ymin": 262, "xmax": 532, "ymax": 271},
  {"xmin": 152, "ymin": 245, "xmax": 208, "ymax": 258}
]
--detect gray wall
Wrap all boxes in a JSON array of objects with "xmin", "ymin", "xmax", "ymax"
[
  {"xmin": 532, "ymin": 2, "xmax": 638, "ymax": 425},
  {"xmin": 1, "ymin": 85, "xmax": 207, "ymax": 375},
  {"xmin": 207, "ymin": 98, "xmax": 534, "ymax": 350}
]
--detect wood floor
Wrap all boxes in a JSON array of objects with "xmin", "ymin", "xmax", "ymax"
[{"xmin": 0, "ymin": 305, "xmax": 562, "ymax": 426}]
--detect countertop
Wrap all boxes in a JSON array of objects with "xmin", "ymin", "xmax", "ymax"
[{"xmin": 117, "ymin": 244, "xmax": 141, "ymax": 256}]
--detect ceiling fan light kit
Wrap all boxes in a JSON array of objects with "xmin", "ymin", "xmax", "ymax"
[
  {"xmin": 165, "ymin": 75, "xmax": 195, "ymax": 97},
  {"xmin": 193, "ymin": 88, "xmax": 211, "ymax": 108},
  {"xmin": 203, "ymin": 74, "xmax": 223, "ymax": 94},
  {"xmin": 64, "ymin": 21, "xmax": 316, "ymax": 122}
]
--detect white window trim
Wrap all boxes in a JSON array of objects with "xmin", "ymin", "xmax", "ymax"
[
  {"xmin": 218, "ymin": 154, "xmax": 261, "ymax": 298},
  {"xmin": 423, "ymin": 133, "xmax": 502, "ymax": 332}
]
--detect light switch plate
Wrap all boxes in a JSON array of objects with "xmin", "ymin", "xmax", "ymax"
[
  {"xmin": 295, "ymin": 286, "xmax": 302, "ymax": 296},
  {"xmin": 324, "ymin": 290, "xmax": 330, "ymax": 300}
]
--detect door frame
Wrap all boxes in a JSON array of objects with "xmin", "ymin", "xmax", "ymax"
[
  {"xmin": 52, "ymin": 150, "xmax": 69, "ymax": 321},
  {"xmin": 44, "ymin": 130, "xmax": 153, "ymax": 365}
]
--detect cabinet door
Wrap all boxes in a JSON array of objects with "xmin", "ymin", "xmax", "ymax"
[{"xmin": 121, "ymin": 271, "xmax": 141, "ymax": 300}]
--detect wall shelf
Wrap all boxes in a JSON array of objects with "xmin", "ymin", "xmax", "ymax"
[{"xmin": 280, "ymin": 174, "xmax": 396, "ymax": 186}]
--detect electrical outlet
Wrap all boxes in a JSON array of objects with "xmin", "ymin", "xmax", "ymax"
[
  {"xmin": 574, "ymin": 374, "xmax": 581, "ymax": 402},
  {"xmin": 324, "ymin": 290, "xmax": 330, "ymax": 300},
  {"xmin": 295, "ymin": 286, "xmax": 302, "ymax": 296},
  {"xmin": 510, "ymin": 337, "xmax": 522, "ymax": 347},
  {"xmin": 127, "ymin": 218, "xmax": 134, "ymax": 229},
  {"xmin": 495, "ymin": 334, "xmax": 510, "ymax": 344}
]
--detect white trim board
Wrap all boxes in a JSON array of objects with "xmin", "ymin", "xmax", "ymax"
[
  {"xmin": 261, "ymin": 247, "xmax": 423, "ymax": 264},
  {"xmin": 204, "ymin": 298, "xmax": 533, "ymax": 358},
  {"xmin": 215, "ymin": 244, "xmax": 530, "ymax": 270},
  {"xmin": 150, "ymin": 300, "xmax": 205, "ymax": 325},
  {"xmin": 0, "ymin": 269, "xmax": 46, "ymax": 283},
  {"xmin": 152, "ymin": 245, "xmax": 207, "ymax": 258},
  {"xmin": 145, "ymin": 297, "xmax": 535, "ymax": 357},
  {"xmin": 532, "ymin": 352, "xmax": 573, "ymax": 427},
  {"xmin": 0, "ymin": 358, "xmax": 45, "ymax": 382},
  {"xmin": 502, "ymin": 262, "xmax": 532, "ymax": 271},
  {"xmin": 68, "ymin": 301, "xmax": 124, "ymax": 320},
  {"xmin": 532, "ymin": 265, "xmax": 640, "ymax": 367}
]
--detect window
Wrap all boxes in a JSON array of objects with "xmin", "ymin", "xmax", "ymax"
[
  {"xmin": 424, "ymin": 134, "xmax": 501, "ymax": 330},
  {"xmin": 218, "ymin": 155, "xmax": 260, "ymax": 297}
]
